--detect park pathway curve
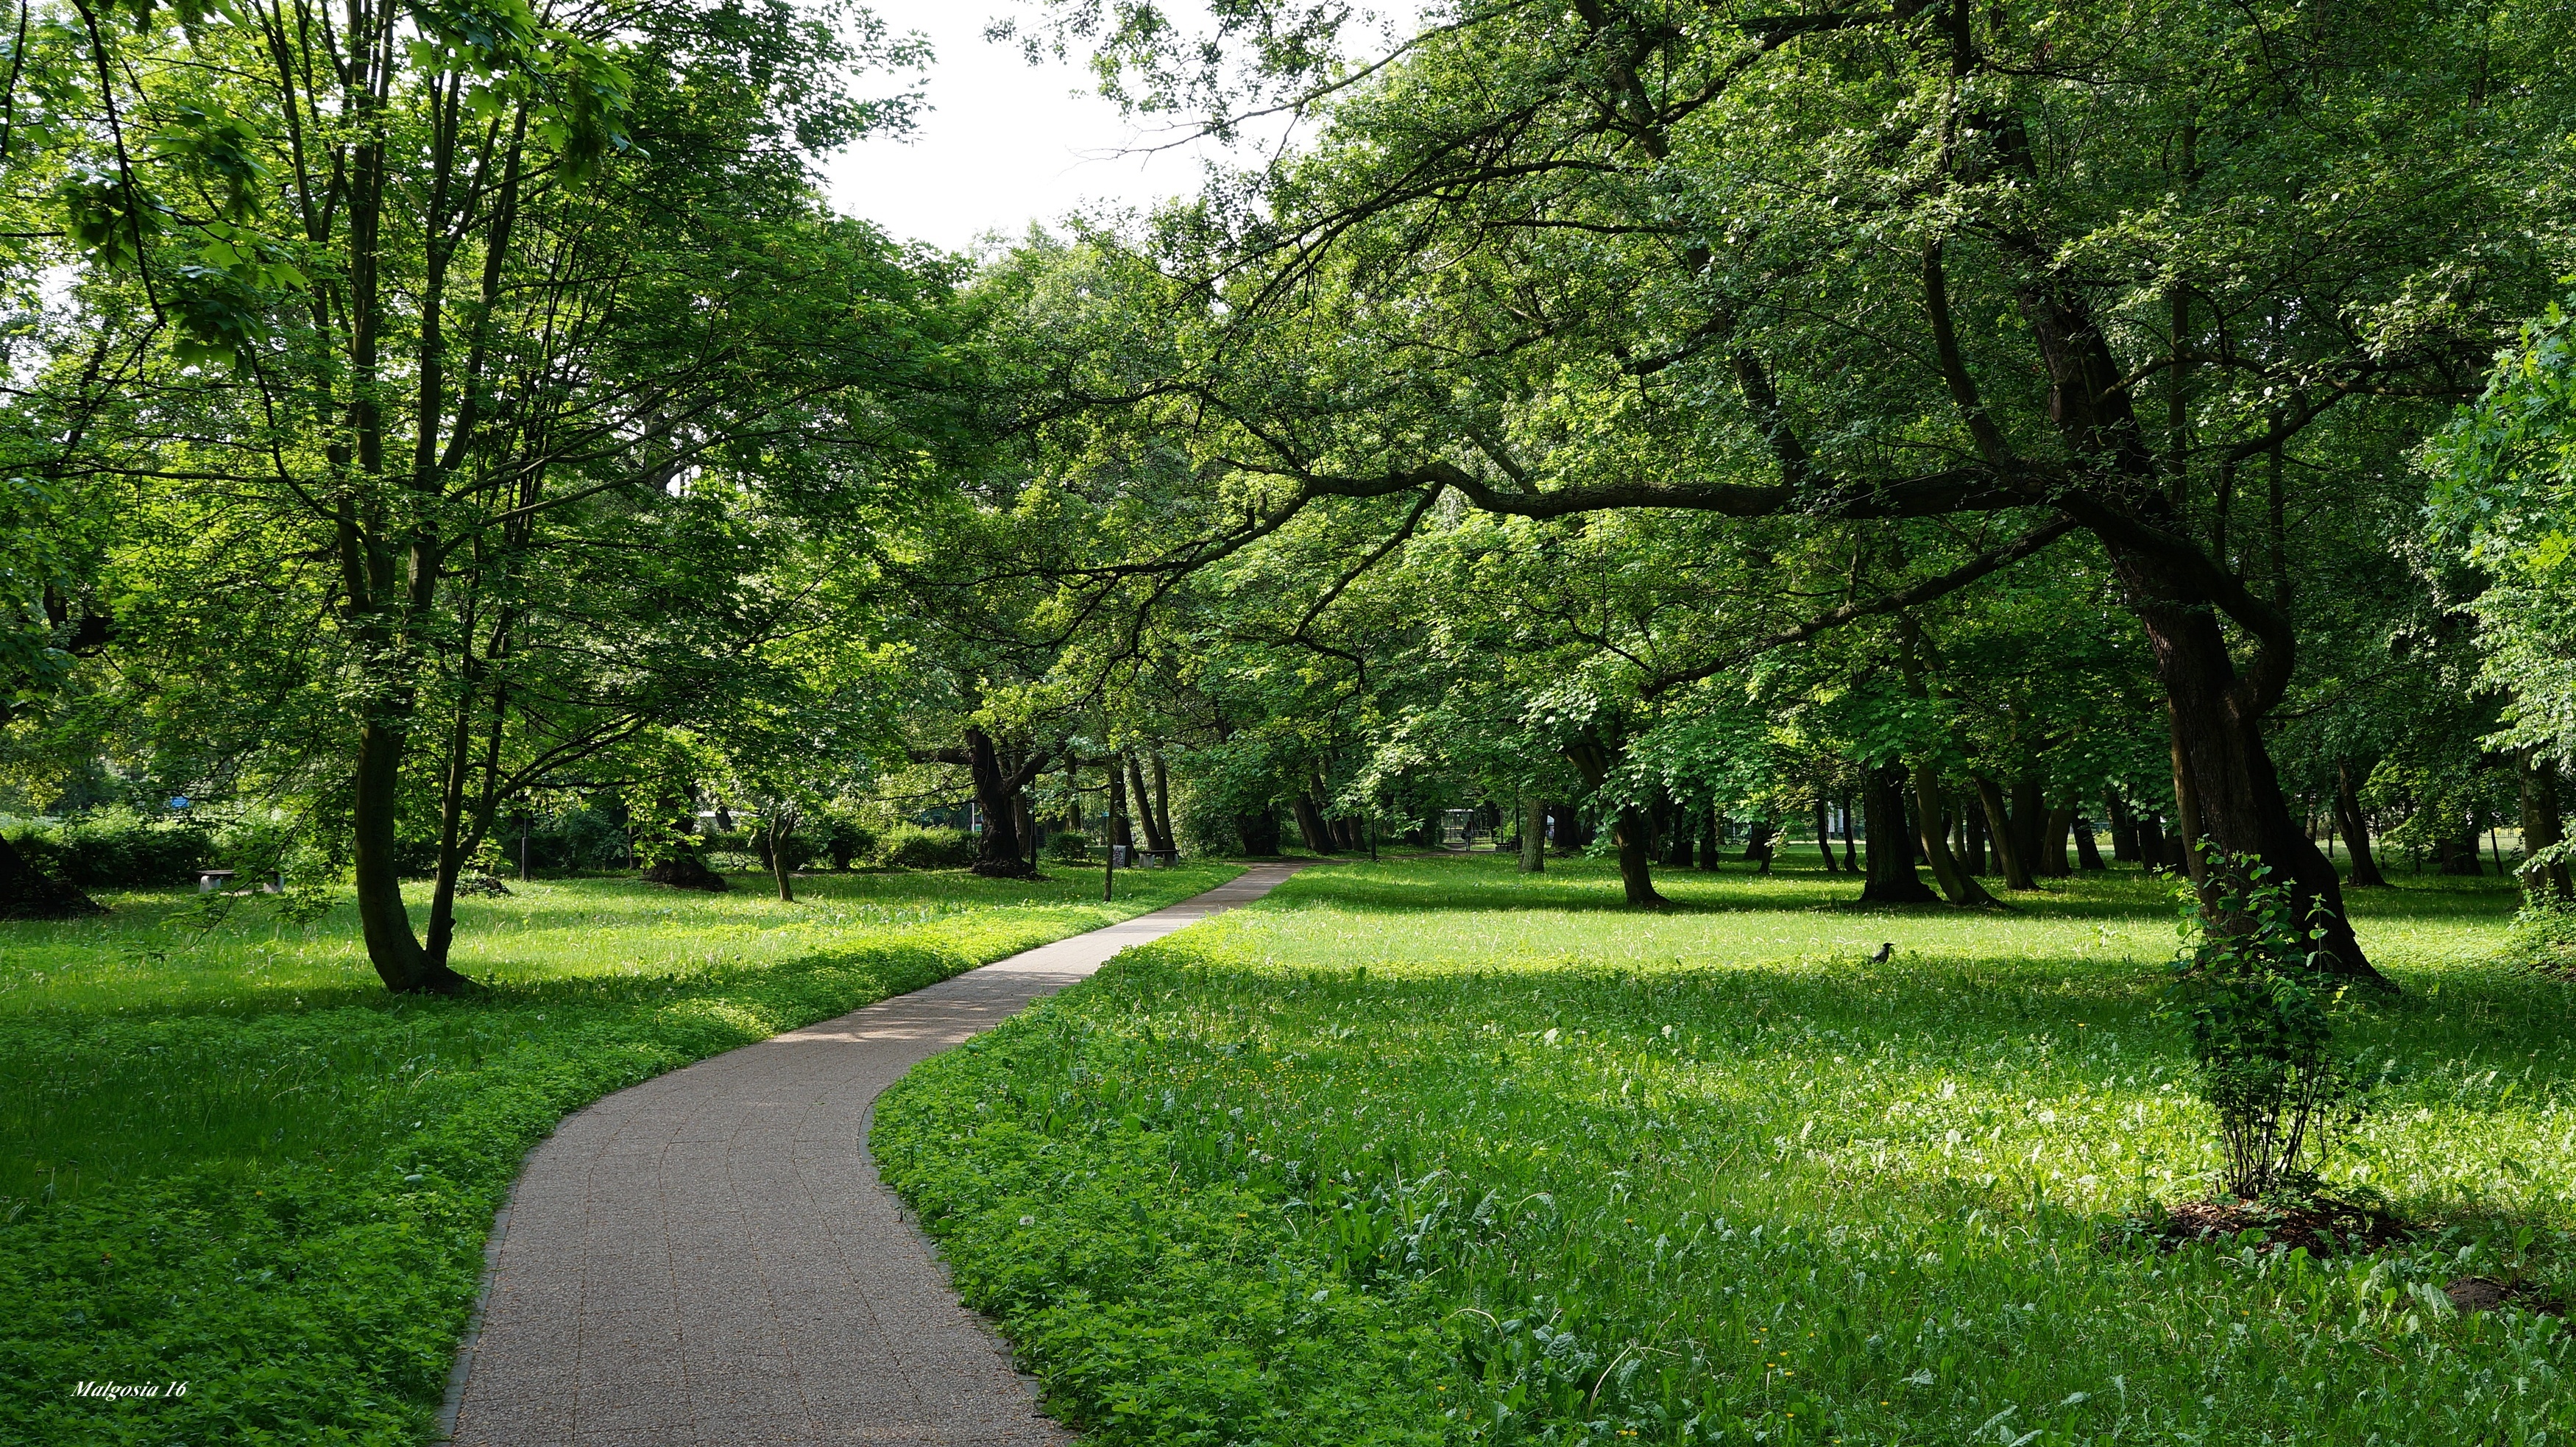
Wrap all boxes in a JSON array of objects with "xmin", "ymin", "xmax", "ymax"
[{"xmin": 442, "ymin": 862, "xmax": 1312, "ymax": 1447}]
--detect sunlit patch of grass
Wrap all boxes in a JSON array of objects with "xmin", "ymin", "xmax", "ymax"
[
  {"xmin": 0, "ymin": 863, "xmax": 1241, "ymax": 1445},
  {"xmin": 880, "ymin": 854, "xmax": 2575, "ymax": 1446},
  {"xmin": 0, "ymin": 866, "xmax": 1242, "ymax": 1208},
  {"xmin": 0, "ymin": 868, "xmax": 1172, "ymax": 1014}
]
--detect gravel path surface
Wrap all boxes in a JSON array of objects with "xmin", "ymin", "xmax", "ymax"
[{"xmin": 442, "ymin": 862, "xmax": 1312, "ymax": 1446}]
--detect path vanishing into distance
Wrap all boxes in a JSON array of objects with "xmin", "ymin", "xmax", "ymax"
[{"xmin": 441, "ymin": 863, "xmax": 1312, "ymax": 1446}]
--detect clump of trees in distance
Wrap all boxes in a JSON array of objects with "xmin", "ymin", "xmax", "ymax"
[{"xmin": 6, "ymin": 0, "xmax": 2574, "ymax": 996}]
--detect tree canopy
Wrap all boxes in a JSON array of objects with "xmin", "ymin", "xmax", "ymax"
[{"xmin": 6, "ymin": 0, "xmax": 2573, "ymax": 991}]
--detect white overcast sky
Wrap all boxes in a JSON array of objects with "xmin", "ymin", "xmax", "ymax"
[{"xmin": 821, "ymin": 1, "xmax": 1420, "ymax": 254}]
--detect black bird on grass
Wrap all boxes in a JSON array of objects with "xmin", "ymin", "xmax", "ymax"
[{"xmin": 1867, "ymin": 942, "xmax": 1894, "ymax": 966}]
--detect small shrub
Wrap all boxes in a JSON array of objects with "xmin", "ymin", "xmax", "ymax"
[
  {"xmin": 873, "ymin": 824, "xmax": 977, "ymax": 870},
  {"xmin": 2163, "ymin": 855, "xmax": 2374, "ymax": 1200},
  {"xmin": 1046, "ymin": 829, "xmax": 1092, "ymax": 863},
  {"xmin": 2505, "ymin": 897, "xmax": 2576, "ymax": 975}
]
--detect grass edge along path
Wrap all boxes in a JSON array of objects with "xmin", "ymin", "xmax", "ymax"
[
  {"xmin": 0, "ymin": 863, "xmax": 1242, "ymax": 1446},
  {"xmin": 872, "ymin": 856, "xmax": 2574, "ymax": 1447}
]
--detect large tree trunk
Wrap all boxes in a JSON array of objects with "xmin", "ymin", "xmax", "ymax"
[
  {"xmin": 2037, "ymin": 802, "xmax": 2076, "ymax": 877},
  {"xmin": 2010, "ymin": 773, "xmax": 2049, "ymax": 876},
  {"xmin": 1565, "ymin": 730, "xmax": 1665, "ymax": 908},
  {"xmin": 352, "ymin": 719, "xmax": 473, "ymax": 993},
  {"xmin": 1962, "ymin": 800, "xmax": 1989, "ymax": 874},
  {"xmin": 2140, "ymin": 810, "xmax": 2170, "ymax": 873},
  {"xmin": 2333, "ymin": 758, "xmax": 2388, "ymax": 888},
  {"xmin": 2115, "ymin": 557, "xmax": 2384, "ymax": 988},
  {"xmin": 1290, "ymin": 793, "xmax": 1336, "ymax": 852},
  {"xmin": 0, "ymin": 832, "xmax": 105, "ymax": 919},
  {"xmin": 1108, "ymin": 763, "xmax": 1133, "ymax": 849},
  {"xmin": 1972, "ymin": 776, "xmax": 2037, "ymax": 890},
  {"xmin": 1859, "ymin": 763, "xmax": 1938, "ymax": 903},
  {"xmin": 966, "ymin": 725, "xmax": 1036, "ymax": 879},
  {"xmin": 1813, "ymin": 797, "xmax": 1839, "ymax": 872},
  {"xmin": 1610, "ymin": 803, "xmax": 1666, "ymax": 906},
  {"xmin": 2073, "ymin": 814, "xmax": 2106, "ymax": 871},
  {"xmin": 2106, "ymin": 794, "xmax": 2142, "ymax": 863},
  {"xmin": 1520, "ymin": 797, "xmax": 1546, "ymax": 872},
  {"xmin": 1839, "ymin": 792, "xmax": 1859, "ymax": 871},
  {"xmin": 2518, "ymin": 751, "xmax": 2572, "ymax": 901}
]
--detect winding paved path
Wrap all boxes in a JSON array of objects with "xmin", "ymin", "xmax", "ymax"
[{"xmin": 442, "ymin": 863, "xmax": 1311, "ymax": 1446}]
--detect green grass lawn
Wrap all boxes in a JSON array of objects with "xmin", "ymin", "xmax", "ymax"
[
  {"xmin": 0, "ymin": 861, "xmax": 1241, "ymax": 1445},
  {"xmin": 876, "ymin": 854, "xmax": 2575, "ymax": 1446}
]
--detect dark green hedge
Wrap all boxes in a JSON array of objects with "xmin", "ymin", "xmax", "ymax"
[{"xmin": 6, "ymin": 815, "xmax": 215, "ymax": 888}]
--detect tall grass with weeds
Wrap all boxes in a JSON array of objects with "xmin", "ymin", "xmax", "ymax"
[
  {"xmin": 0, "ymin": 863, "xmax": 1240, "ymax": 1444},
  {"xmin": 877, "ymin": 854, "xmax": 2575, "ymax": 1446}
]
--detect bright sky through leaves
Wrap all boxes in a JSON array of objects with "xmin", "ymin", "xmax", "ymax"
[
  {"xmin": 822, "ymin": 1, "xmax": 1421, "ymax": 252},
  {"xmin": 821, "ymin": 1, "xmax": 1229, "ymax": 252}
]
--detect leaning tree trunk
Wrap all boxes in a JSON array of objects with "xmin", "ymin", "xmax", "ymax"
[
  {"xmin": 1127, "ymin": 754, "xmax": 1172, "ymax": 852},
  {"xmin": 1859, "ymin": 763, "xmax": 1938, "ymax": 904},
  {"xmin": 2115, "ymin": 554, "xmax": 2385, "ymax": 988},
  {"xmin": 353, "ymin": 718, "xmax": 475, "ymax": 993},
  {"xmin": 1912, "ymin": 763, "xmax": 1999, "ymax": 905},
  {"xmin": 0, "ymin": 832, "xmax": 105, "ymax": 920},
  {"xmin": 2333, "ymin": 759, "xmax": 2388, "ymax": 888},
  {"xmin": 1814, "ymin": 798, "xmax": 1839, "ymax": 872},
  {"xmin": 966, "ymin": 725, "xmax": 1035, "ymax": 879}
]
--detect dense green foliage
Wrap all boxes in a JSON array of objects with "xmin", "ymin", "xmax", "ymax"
[
  {"xmin": 2, "ymin": 810, "xmax": 213, "ymax": 888},
  {"xmin": 0, "ymin": 864, "xmax": 1237, "ymax": 1443},
  {"xmin": 881, "ymin": 856, "xmax": 2569, "ymax": 1446}
]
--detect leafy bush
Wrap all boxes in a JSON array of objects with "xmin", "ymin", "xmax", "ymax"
[
  {"xmin": 2164, "ymin": 857, "xmax": 2374, "ymax": 1199},
  {"xmin": 2506, "ymin": 897, "xmax": 2576, "ymax": 975},
  {"xmin": 814, "ymin": 810, "xmax": 876, "ymax": 870},
  {"xmin": 5, "ymin": 809, "xmax": 216, "ymax": 886},
  {"xmin": 872, "ymin": 824, "xmax": 977, "ymax": 870},
  {"xmin": 1047, "ymin": 829, "xmax": 1093, "ymax": 863}
]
